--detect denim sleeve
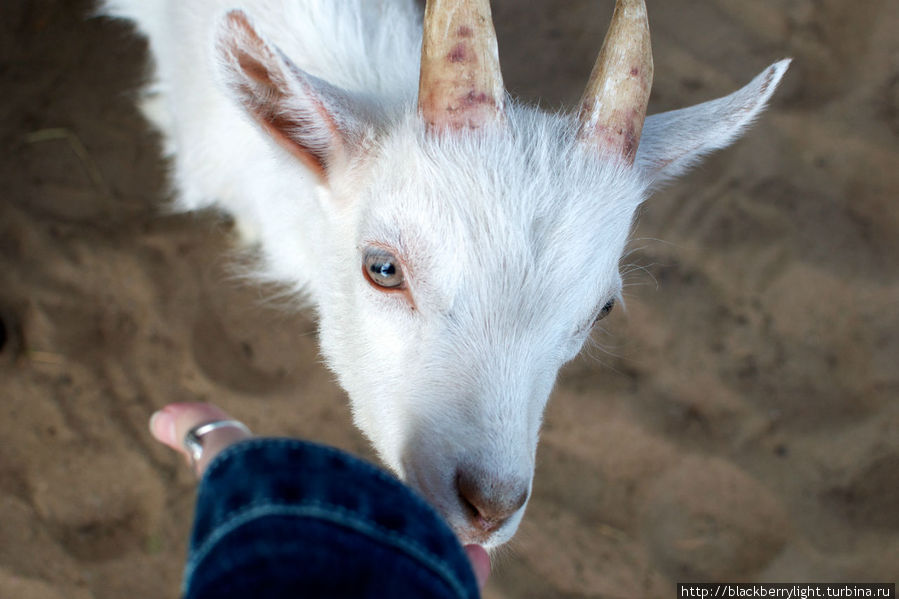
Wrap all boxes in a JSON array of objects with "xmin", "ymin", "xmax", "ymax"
[{"xmin": 182, "ymin": 438, "xmax": 481, "ymax": 599}]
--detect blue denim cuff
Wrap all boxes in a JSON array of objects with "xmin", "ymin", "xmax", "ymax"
[{"xmin": 183, "ymin": 438, "xmax": 480, "ymax": 598}]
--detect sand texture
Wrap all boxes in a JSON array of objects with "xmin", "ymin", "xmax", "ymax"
[{"xmin": 2, "ymin": 0, "xmax": 897, "ymax": 597}]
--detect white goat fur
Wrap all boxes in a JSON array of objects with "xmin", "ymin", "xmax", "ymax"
[{"xmin": 102, "ymin": 0, "xmax": 789, "ymax": 547}]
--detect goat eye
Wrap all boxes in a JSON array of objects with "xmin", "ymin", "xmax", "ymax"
[
  {"xmin": 363, "ymin": 248, "xmax": 405, "ymax": 289},
  {"xmin": 594, "ymin": 299, "xmax": 615, "ymax": 323}
]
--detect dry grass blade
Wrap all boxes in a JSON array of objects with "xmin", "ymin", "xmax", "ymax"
[{"xmin": 24, "ymin": 127, "xmax": 113, "ymax": 199}]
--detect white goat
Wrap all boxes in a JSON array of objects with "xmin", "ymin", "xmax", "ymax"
[{"xmin": 102, "ymin": 0, "xmax": 789, "ymax": 548}]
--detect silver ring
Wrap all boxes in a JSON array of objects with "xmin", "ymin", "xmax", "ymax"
[{"xmin": 184, "ymin": 420, "xmax": 252, "ymax": 469}]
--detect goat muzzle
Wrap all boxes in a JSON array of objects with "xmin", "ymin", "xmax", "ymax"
[{"xmin": 456, "ymin": 466, "xmax": 528, "ymax": 537}]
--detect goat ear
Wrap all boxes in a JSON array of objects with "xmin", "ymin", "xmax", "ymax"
[
  {"xmin": 635, "ymin": 59, "xmax": 790, "ymax": 185},
  {"xmin": 215, "ymin": 10, "xmax": 360, "ymax": 181}
]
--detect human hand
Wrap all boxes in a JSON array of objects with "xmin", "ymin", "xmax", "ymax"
[{"xmin": 148, "ymin": 402, "xmax": 490, "ymax": 588}]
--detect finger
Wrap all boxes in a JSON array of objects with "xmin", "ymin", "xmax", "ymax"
[
  {"xmin": 149, "ymin": 403, "xmax": 252, "ymax": 477},
  {"xmin": 149, "ymin": 403, "xmax": 231, "ymax": 455},
  {"xmin": 463, "ymin": 544, "xmax": 490, "ymax": 589}
]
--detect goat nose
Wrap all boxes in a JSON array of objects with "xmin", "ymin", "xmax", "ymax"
[{"xmin": 456, "ymin": 469, "xmax": 529, "ymax": 533}]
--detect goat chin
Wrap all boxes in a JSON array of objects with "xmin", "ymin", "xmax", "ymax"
[{"xmin": 101, "ymin": 0, "xmax": 790, "ymax": 547}]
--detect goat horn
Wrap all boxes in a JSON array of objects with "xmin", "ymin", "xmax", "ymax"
[
  {"xmin": 577, "ymin": 0, "xmax": 653, "ymax": 163},
  {"xmin": 418, "ymin": 0, "xmax": 505, "ymax": 131}
]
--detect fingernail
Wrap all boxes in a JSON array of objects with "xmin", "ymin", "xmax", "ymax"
[{"xmin": 149, "ymin": 409, "xmax": 175, "ymax": 445}]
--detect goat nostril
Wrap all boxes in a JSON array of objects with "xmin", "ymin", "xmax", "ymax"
[
  {"xmin": 511, "ymin": 487, "xmax": 528, "ymax": 512},
  {"xmin": 456, "ymin": 469, "xmax": 528, "ymax": 533},
  {"xmin": 456, "ymin": 472, "xmax": 480, "ymax": 515},
  {"xmin": 458, "ymin": 488, "xmax": 481, "ymax": 520}
]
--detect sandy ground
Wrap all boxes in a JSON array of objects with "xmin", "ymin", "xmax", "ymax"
[{"xmin": 2, "ymin": 0, "xmax": 897, "ymax": 597}]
